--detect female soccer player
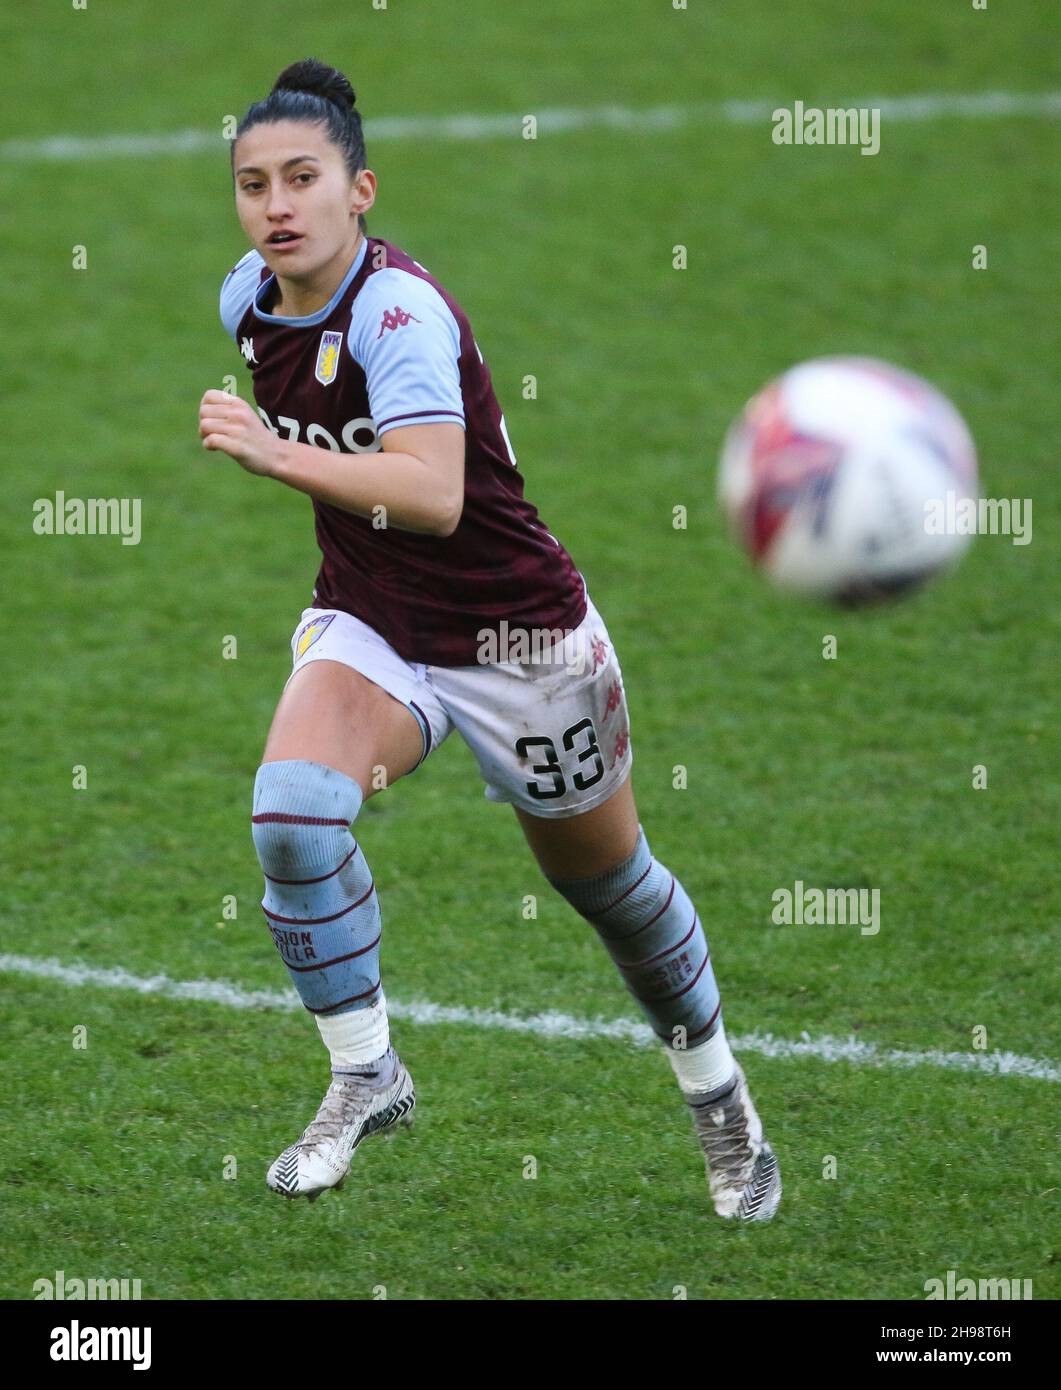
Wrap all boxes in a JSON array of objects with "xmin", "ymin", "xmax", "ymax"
[{"xmin": 200, "ymin": 58, "xmax": 780, "ymax": 1221}]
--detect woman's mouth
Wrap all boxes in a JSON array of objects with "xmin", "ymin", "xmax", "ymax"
[{"xmin": 266, "ymin": 232, "xmax": 304, "ymax": 252}]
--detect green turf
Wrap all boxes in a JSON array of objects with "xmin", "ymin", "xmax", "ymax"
[
  {"xmin": 3, "ymin": 980, "xmax": 1057, "ymax": 1301},
  {"xmin": 1, "ymin": 0, "xmax": 1058, "ymax": 1300}
]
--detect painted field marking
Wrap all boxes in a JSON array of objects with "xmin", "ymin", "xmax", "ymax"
[
  {"xmin": 2, "ymin": 952, "xmax": 1056, "ymax": 1082},
  {"xmin": 2, "ymin": 91, "xmax": 1059, "ymax": 162}
]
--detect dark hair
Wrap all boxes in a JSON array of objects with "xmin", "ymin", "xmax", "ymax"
[{"xmin": 232, "ymin": 59, "xmax": 369, "ymax": 233}]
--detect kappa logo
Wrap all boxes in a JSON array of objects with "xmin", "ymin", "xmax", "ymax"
[
  {"xmin": 240, "ymin": 337, "xmax": 257, "ymax": 363},
  {"xmin": 376, "ymin": 305, "xmax": 422, "ymax": 339},
  {"xmin": 315, "ymin": 331, "xmax": 344, "ymax": 386}
]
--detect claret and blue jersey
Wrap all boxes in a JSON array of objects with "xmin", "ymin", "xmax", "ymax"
[{"xmin": 220, "ymin": 235, "xmax": 587, "ymax": 665}]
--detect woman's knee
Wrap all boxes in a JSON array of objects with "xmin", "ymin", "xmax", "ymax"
[
  {"xmin": 251, "ymin": 759, "xmax": 364, "ymax": 875},
  {"xmin": 262, "ymin": 661, "xmax": 423, "ymax": 798}
]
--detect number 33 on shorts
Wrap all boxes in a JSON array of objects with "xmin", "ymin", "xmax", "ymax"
[
  {"xmin": 460, "ymin": 608, "xmax": 633, "ymax": 819},
  {"xmin": 419, "ymin": 594, "xmax": 631, "ymax": 811}
]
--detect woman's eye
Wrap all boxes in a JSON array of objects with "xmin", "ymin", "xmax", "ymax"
[{"xmin": 295, "ymin": 173, "xmax": 315, "ymax": 184}]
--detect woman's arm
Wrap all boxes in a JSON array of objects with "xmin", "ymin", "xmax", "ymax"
[
  {"xmin": 199, "ymin": 390, "xmax": 465, "ymax": 536},
  {"xmin": 274, "ymin": 421, "xmax": 465, "ymax": 536}
]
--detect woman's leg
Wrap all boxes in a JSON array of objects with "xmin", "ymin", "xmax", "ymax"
[
  {"xmin": 515, "ymin": 771, "xmax": 728, "ymax": 1062},
  {"xmin": 427, "ymin": 581, "xmax": 780, "ymax": 1220},
  {"xmin": 251, "ymin": 659, "xmax": 424, "ymax": 1198},
  {"xmin": 255, "ymin": 658, "xmax": 423, "ymax": 1020},
  {"xmin": 515, "ymin": 771, "xmax": 782, "ymax": 1222},
  {"xmin": 261, "ymin": 655, "xmax": 425, "ymax": 790},
  {"xmin": 514, "ymin": 766, "xmax": 641, "ymax": 879}
]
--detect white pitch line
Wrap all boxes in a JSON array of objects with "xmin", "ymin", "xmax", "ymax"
[
  {"xmin": 2, "ymin": 952, "xmax": 1057, "ymax": 1083},
  {"xmin": 2, "ymin": 90, "xmax": 1059, "ymax": 162}
]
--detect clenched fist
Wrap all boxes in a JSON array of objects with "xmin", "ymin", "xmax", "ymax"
[{"xmin": 199, "ymin": 390, "xmax": 283, "ymax": 477}]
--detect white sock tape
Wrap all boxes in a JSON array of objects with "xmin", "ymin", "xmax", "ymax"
[
  {"xmin": 666, "ymin": 1019, "xmax": 736, "ymax": 1094},
  {"xmin": 315, "ymin": 992, "xmax": 390, "ymax": 1066}
]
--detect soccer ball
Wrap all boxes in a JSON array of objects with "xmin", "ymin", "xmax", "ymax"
[{"xmin": 717, "ymin": 356, "xmax": 978, "ymax": 604}]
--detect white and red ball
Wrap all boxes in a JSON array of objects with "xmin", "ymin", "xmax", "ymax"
[{"xmin": 718, "ymin": 356, "xmax": 978, "ymax": 604}]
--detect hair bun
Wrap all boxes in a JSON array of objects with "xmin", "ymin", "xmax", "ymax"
[{"xmin": 272, "ymin": 58, "xmax": 356, "ymax": 113}]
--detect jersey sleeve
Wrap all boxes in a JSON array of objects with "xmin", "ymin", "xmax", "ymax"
[
  {"xmin": 347, "ymin": 269, "xmax": 465, "ymax": 437},
  {"xmin": 220, "ymin": 250, "xmax": 266, "ymax": 341}
]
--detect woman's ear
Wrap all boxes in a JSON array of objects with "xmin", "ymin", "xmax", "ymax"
[{"xmin": 352, "ymin": 167, "xmax": 377, "ymax": 218}]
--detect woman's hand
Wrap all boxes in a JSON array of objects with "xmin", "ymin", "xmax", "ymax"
[{"xmin": 199, "ymin": 390, "xmax": 282, "ymax": 477}]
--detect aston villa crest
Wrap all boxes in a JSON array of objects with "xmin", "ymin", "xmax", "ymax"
[
  {"xmin": 315, "ymin": 331, "xmax": 344, "ymax": 386},
  {"xmin": 295, "ymin": 613, "xmax": 335, "ymax": 659}
]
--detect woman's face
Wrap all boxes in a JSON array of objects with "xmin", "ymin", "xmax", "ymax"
[{"xmin": 233, "ymin": 119, "xmax": 373, "ymax": 279}]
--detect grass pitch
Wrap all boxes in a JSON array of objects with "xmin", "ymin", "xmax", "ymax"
[{"xmin": 1, "ymin": 0, "xmax": 1057, "ymax": 1300}]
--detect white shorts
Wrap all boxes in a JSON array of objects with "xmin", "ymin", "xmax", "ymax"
[{"xmin": 285, "ymin": 585, "xmax": 633, "ymax": 819}]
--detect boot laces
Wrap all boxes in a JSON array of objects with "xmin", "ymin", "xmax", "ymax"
[
  {"xmin": 697, "ymin": 1096, "xmax": 756, "ymax": 1186},
  {"xmin": 301, "ymin": 1075, "xmax": 377, "ymax": 1154}
]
